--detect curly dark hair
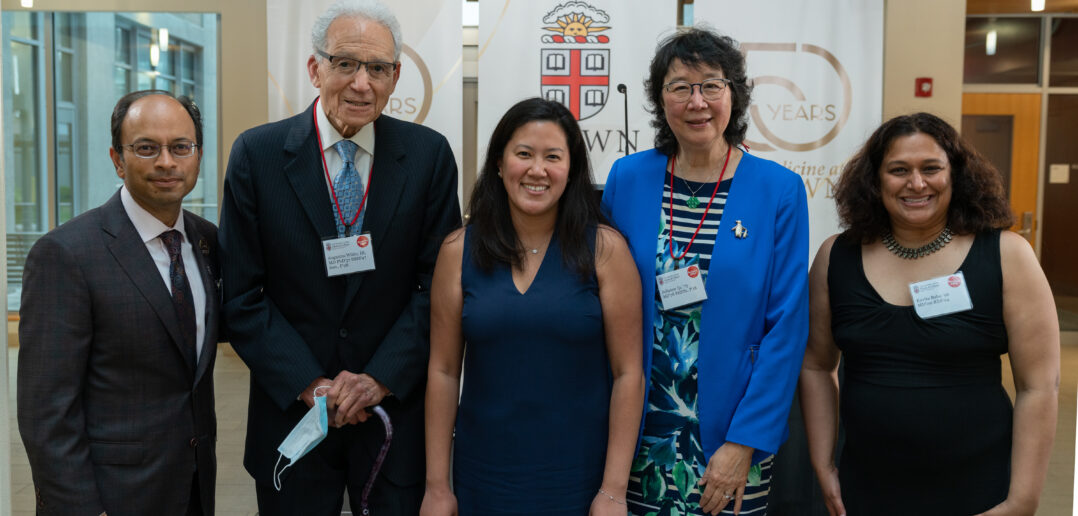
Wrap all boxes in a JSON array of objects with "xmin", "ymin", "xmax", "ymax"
[
  {"xmin": 645, "ymin": 26, "xmax": 752, "ymax": 156},
  {"xmin": 467, "ymin": 97, "xmax": 605, "ymax": 276},
  {"xmin": 834, "ymin": 112, "xmax": 1014, "ymax": 243}
]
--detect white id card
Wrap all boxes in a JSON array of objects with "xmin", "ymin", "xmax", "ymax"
[
  {"xmin": 657, "ymin": 265, "xmax": 708, "ymax": 310},
  {"xmin": 909, "ymin": 271, "xmax": 973, "ymax": 319},
  {"xmin": 322, "ymin": 233, "xmax": 376, "ymax": 277}
]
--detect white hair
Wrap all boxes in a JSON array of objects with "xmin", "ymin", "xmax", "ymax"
[{"xmin": 311, "ymin": 0, "xmax": 402, "ymax": 61}]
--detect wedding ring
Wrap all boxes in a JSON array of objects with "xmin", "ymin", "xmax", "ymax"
[{"xmin": 723, "ymin": 494, "xmax": 733, "ymax": 500}]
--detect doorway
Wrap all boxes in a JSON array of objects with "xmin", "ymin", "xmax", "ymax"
[{"xmin": 961, "ymin": 93, "xmax": 1041, "ymax": 247}]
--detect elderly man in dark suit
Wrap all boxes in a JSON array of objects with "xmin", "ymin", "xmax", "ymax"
[
  {"xmin": 17, "ymin": 90, "xmax": 219, "ymax": 516},
  {"xmin": 218, "ymin": 0, "xmax": 460, "ymax": 514}
]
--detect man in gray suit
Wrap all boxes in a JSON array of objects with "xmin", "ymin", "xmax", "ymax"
[{"xmin": 17, "ymin": 90, "xmax": 219, "ymax": 516}]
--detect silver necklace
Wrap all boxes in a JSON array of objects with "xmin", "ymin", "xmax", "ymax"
[{"xmin": 882, "ymin": 226, "xmax": 953, "ymax": 259}]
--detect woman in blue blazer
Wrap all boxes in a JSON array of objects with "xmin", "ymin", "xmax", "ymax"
[{"xmin": 601, "ymin": 27, "xmax": 809, "ymax": 515}]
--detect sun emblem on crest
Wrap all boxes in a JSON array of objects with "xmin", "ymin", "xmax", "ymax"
[{"xmin": 543, "ymin": 12, "xmax": 610, "ymax": 37}]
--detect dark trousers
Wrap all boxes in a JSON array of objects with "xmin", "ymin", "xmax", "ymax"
[
  {"xmin": 187, "ymin": 472, "xmax": 203, "ymax": 516},
  {"xmin": 255, "ymin": 426, "xmax": 422, "ymax": 516}
]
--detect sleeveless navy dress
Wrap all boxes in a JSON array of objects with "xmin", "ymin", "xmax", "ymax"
[{"xmin": 453, "ymin": 227, "xmax": 611, "ymax": 515}]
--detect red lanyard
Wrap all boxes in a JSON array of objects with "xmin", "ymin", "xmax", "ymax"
[
  {"xmin": 314, "ymin": 97, "xmax": 373, "ymax": 234},
  {"xmin": 668, "ymin": 145, "xmax": 732, "ymax": 261}
]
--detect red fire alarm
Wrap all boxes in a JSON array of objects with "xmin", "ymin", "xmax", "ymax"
[{"xmin": 915, "ymin": 77, "xmax": 933, "ymax": 97}]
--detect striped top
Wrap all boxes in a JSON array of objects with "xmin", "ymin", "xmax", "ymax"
[{"xmin": 661, "ymin": 171, "xmax": 732, "ymax": 271}]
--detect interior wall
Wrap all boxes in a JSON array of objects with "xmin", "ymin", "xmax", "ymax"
[{"xmin": 883, "ymin": 0, "xmax": 967, "ymax": 125}]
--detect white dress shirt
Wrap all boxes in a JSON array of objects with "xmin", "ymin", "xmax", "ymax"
[
  {"xmin": 315, "ymin": 102, "xmax": 375, "ymax": 215},
  {"xmin": 120, "ymin": 186, "xmax": 207, "ymax": 358}
]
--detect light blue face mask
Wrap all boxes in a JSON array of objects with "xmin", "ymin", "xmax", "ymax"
[{"xmin": 273, "ymin": 390, "xmax": 329, "ymax": 491}]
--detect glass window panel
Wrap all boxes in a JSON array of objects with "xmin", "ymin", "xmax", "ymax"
[
  {"xmin": 156, "ymin": 77, "xmax": 174, "ymax": 94},
  {"xmin": 1049, "ymin": 18, "xmax": 1078, "ymax": 87},
  {"xmin": 137, "ymin": 33, "xmax": 152, "ymax": 69},
  {"xmin": 183, "ymin": 48, "xmax": 196, "ymax": 79},
  {"xmin": 55, "ymin": 119, "xmax": 74, "ymax": 224},
  {"xmin": 182, "ymin": 82, "xmax": 195, "ymax": 100},
  {"xmin": 55, "ymin": 12, "xmax": 73, "ymax": 49},
  {"xmin": 9, "ymin": 41, "xmax": 43, "ymax": 233},
  {"xmin": 114, "ymin": 26, "xmax": 130, "ymax": 62},
  {"xmin": 964, "ymin": 17, "xmax": 1041, "ymax": 84},
  {"xmin": 9, "ymin": 11, "xmax": 37, "ymax": 40},
  {"xmin": 159, "ymin": 43, "xmax": 174, "ymax": 77},
  {"xmin": 114, "ymin": 65, "xmax": 131, "ymax": 100},
  {"xmin": 137, "ymin": 70, "xmax": 153, "ymax": 90},
  {"xmin": 57, "ymin": 51, "xmax": 74, "ymax": 103}
]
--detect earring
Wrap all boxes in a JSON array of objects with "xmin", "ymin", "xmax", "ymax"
[{"xmin": 497, "ymin": 170, "xmax": 502, "ymax": 178}]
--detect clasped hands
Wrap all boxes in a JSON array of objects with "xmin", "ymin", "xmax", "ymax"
[{"xmin": 301, "ymin": 372, "xmax": 389, "ymax": 427}]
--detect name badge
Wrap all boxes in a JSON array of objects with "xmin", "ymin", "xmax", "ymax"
[
  {"xmin": 322, "ymin": 233, "xmax": 376, "ymax": 277},
  {"xmin": 657, "ymin": 265, "xmax": 708, "ymax": 310},
  {"xmin": 909, "ymin": 271, "xmax": 972, "ymax": 319}
]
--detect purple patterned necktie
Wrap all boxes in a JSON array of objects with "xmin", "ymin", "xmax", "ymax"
[
  {"xmin": 160, "ymin": 230, "xmax": 197, "ymax": 370},
  {"xmin": 332, "ymin": 139, "xmax": 365, "ymax": 237}
]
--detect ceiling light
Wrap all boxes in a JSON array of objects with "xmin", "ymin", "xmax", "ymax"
[
  {"xmin": 150, "ymin": 43, "xmax": 160, "ymax": 67},
  {"xmin": 20, "ymin": 0, "xmax": 33, "ymax": 7},
  {"xmin": 1031, "ymin": 0, "xmax": 1045, "ymax": 11},
  {"xmin": 158, "ymin": 28, "xmax": 169, "ymax": 49},
  {"xmin": 986, "ymin": 30, "xmax": 997, "ymax": 56}
]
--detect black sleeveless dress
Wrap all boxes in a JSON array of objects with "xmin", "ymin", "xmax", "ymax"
[{"xmin": 829, "ymin": 230, "xmax": 1011, "ymax": 515}]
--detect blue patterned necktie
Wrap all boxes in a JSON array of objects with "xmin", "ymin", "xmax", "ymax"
[
  {"xmin": 332, "ymin": 139, "xmax": 365, "ymax": 237},
  {"xmin": 160, "ymin": 230, "xmax": 197, "ymax": 370}
]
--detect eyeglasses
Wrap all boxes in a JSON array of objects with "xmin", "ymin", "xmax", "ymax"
[
  {"xmin": 122, "ymin": 140, "xmax": 200, "ymax": 159},
  {"xmin": 662, "ymin": 78, "xmax": 732, "ymax": 102},
  {"xmin": 316, "ymin": 50, "xmax": 398, "ymax": 81}
]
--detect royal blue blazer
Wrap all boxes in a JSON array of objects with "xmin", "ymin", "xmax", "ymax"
[{"xmin": 602, "ymin": 148, "xmax": 810, "ymax": 465}]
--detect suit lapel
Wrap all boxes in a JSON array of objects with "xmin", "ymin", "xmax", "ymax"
[
  {"xmin": 342, "ymin": 115, "xmax": 409, "ymax": 312},
  {"xmin": 184, "ymin": 213, "xmax": 218, "ymax": 386},
  {"xmin": 284, "ymin": 101, "xmax": 338, "ymax": 240},
  {"xmin": 100, "ymin": 192, "xmax": 193, "ymax": 380}
]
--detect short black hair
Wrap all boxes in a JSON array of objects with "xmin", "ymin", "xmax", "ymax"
[
  {"xmin": 111, "ymin": 89, "xmax": 203, "ymax": 155},
  {"xmin": 645, "ymin": 26, "xmax": 752, "ymax": 156}
]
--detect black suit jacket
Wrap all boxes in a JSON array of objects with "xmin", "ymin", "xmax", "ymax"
[
  {"xmin": 17, "ymin": 191, "xmax": 219, "ymax": 516},
  {"xmin": 219, "ymin": 103, "xmax": 460, "ymax": 487}
]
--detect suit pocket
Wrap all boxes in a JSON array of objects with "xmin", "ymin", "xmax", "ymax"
[{"xmin": 88, "ymin": 440, "xmax": 145, "ymax": 465}]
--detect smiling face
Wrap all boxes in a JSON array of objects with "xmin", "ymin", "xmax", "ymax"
[
  {"xmin": 307, "ymin": 15, "xmax": 400, "ymax": 137},
  {"xmin": 878, "ymin": 131, "xmax": 953, "ymax": 232},
  {"xmin": 661, "ymin": 58, "xmax": 731, "ymax": 153},
  {"xmin": 499, "ymin": 120, "xmax": 571, "ymax": 221},
  {"xmin": 109, "ymin": 94, "xmax": 200, "ymax": 226}
]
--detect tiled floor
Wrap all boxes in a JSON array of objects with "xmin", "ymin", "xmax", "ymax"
[{"xmin": 7, "ymin": 336, "xmax": 1078, "ymax": 515}]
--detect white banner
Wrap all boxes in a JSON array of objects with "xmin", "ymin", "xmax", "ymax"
[
  {"xmin": 478, "ymin": 0, "xmax": 678, "ymax": 184},
  {"xmin": 695, "ymin": 0, "xmax": 884, "ymax": 255},
  {"xmin": 266, "ymin": 0, "xmax": 463, "ymax": 177}
]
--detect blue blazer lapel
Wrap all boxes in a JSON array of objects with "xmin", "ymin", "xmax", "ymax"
[
  {"xmin": 342, "ymin": 115, "xmax": 409, "ymax": 313},
  {"xmin": 100, "ymin": 191, "xmax": 194, "ymax": 378},
  {"xmin": 284, "ymin": 102, "xmax": 338, "ymax": 240}
]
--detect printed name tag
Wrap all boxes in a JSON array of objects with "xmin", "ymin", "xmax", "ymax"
[
  {"xmin": 657, "ymin": 265, "xmax": 708, "ymax": 310},
  {"xmin": 909, "ymin": 271, "xmax": 972, "ymax": 319},
  {"xmin": 322, "ymin": 233, "xmax": 375, "ymax": 277}
]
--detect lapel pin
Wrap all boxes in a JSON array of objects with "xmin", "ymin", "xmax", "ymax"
[
  {"xmin": 732, "ymin": 220, "xmax": 748, "ymax": 239},
  {"xmin": 199, "ymin": 238, "xmax": 210, "ymax": 255}
]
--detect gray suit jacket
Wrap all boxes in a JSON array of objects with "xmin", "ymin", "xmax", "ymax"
[{"xmin": 17, "ymin": 191, "xmax": 220, "ymax": 516}]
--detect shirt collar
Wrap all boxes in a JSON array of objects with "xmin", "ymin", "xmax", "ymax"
[
  {"xmin": 120, "ymin": 185, "xmax": 186, "ymax": 244},
  {"xmin": 315, "ymin": 98, "xmax": 375, "ymax": 156}
]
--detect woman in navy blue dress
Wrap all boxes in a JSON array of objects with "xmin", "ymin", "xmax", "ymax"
[{"xmin": 421, "ymin": 98, "xmax": 645, "ymax": 516}]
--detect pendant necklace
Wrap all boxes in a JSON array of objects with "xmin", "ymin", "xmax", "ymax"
[
  {"xmin": 675, "ymin": 150, "xmax": 727, "ymax": 209},
  {"xmin": 882, "ymin": 226, "xmax": 953, "ymax": 259}
]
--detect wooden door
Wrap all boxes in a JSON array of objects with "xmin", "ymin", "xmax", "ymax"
[{"xmin": 961, "ymin": 93, "xmax": 1041, "ymax": 248}]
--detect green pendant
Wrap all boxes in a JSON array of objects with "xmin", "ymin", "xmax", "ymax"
[{"xmin": 686, "ymin": 196, "xmax": 700, "ymax": 209}]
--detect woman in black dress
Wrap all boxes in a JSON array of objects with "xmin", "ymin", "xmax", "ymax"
[{"xmin": 799, "ymin": 113, "xmax": 1059, "ymax": 515}]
